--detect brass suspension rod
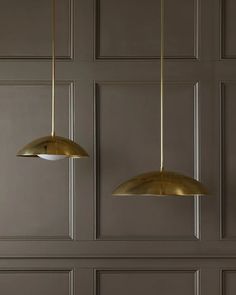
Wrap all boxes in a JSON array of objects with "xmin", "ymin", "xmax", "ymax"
[
  {"xmin": 160, "ymin": 0, "xmax": 164, "ymax": 171},
  {"xmin": 51, "ymin": 0, "xmax": 56, "ymax": 137}
]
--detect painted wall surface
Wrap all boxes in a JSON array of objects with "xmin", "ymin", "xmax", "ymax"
[{"xmin": 0, "ymin": 0, "xmax": 234, "ymax": 294}]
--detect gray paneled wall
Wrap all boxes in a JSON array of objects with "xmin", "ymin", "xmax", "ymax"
[{"xmin": 0, "ymin": 0, "xmax": 234, "ymax": 294}]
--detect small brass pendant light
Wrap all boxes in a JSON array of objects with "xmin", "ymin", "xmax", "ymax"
[
  {"xmin": 17, "ymin": 0, "xmax": 88, "ymax": 160},
  {"xmin": 112, "ymin": 0, "xmax": 208, "ymax": 196}
]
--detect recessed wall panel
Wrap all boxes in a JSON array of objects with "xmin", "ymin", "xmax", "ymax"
[
  {"xmin": 0, "ymin": 0, "xmax": 71, "ymax": 58},
  {"xmin": 97, "ymin": 270, "xmax": 197, "ymax": 295},
  {"xmin": 221, "ymin": 83, "xmax": 236, "ymax": 239},
  {"xmin": 0, "ymin": 270, "xmax": 71, "ymax": 295},
  {"xmin": 0, "ymin": 83, "xmax": 72, "ymax": 239},
  {"xmin": 96, "ymin": 0, "xmax": 198, "ymax": 59},
  {"xmin": 95, "ymin": 82, "xmax": 199, "ymax": 240},
  {"xmin": 222, "ymin": 270, "xmax": 236, "ymax": 295},
  {"xmin": 221, "ymin": 0, "xmax": 236, "ymax": 58}
]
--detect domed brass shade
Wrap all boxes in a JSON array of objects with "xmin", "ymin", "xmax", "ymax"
[
  {"xmin": 17, "ymin": 0, "xmax": 89, "ymax": 161},
  {"xmin": 112, "ymin": 0, "xmax": 209, "ymax": 197},
  {"xmin": 17, "ymin": 135, "xmax": 88, "ymax": 159},
  {"xmin": 112, "ymin": 170, "xmax": 208, "ymax": 196}
]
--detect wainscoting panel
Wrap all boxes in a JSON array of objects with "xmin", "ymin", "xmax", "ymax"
[
  {"xmin": 0, "ymin": 0, "xmax": 72, "ymax": 59},
  {"xmin": 0, "ymin": 82, "xmax": 73, "ymax": 240},
  {"xmin": 95, "ymin": 0, "xmax": 199, "ymax": 59},
  {"xmin": 221, "ymin": 0, "xmax": 236, "ymax": 59},
  {"xmin": 94, "ymin": 82, "xmax": 199, "ymax": 240},
  {"xmin": 0, "ymin": 270, "xmax": 72, "ymax": 295},
  {"xmin": 220, "ymin": 82, "xmax": 236, "ymax": 240},
  {"xmin": 96, "ymin": 270, "xmax": 198, "ymax": 295}
]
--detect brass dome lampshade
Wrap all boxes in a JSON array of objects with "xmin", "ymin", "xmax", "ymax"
[
  {"xmin": 113, "ymin": 0, "xmax": 208, "ymax": 196},
  {"xmin": 17, "ymin": 0, "xmax": 88, "ymax": 160}
]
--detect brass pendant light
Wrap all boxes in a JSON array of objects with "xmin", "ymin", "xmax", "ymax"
[
  {"xmin": 113, "ymin": 0, "xmax": 208, "ymax": 196},
  {"xmin": 17, "ymin": 0, "xmax": 88, "ymax": 160}
]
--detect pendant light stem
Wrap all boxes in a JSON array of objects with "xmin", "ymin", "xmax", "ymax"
[
  {"xmin": 160, "ymin": 0, "xmax": 164, "ymax": 171},
  {"xmin": 51, "ymin": 0, "xmax": 56, "ymax": 137}
]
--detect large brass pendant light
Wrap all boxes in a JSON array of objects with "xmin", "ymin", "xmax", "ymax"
[
  {"xmin": 113, "ymin": 0, "xmax": 208, "ymax": 196},
  {"xmin": 17, "ymin": 0, "xmax": 88, "ymax": 160}
]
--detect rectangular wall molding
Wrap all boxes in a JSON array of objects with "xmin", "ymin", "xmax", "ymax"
[
  {"xmin": 94, "ymin": 0, "xmax": 199, "ymax": 60},
  {"xmin": 95, "ymin": 269, "xmax": 200, "ymax": 295},
  {"xmin": 0, "ymin": 0, "xmax": 73, "ymax": 60},
  {"xmin": 0, "ymin": 269, "xmax": 74, "ymax": 295},
  {"xmin": 0, "ymin": 81, "xmax": 75, "ymax": 241},
  {"xmin": 220, "ymin": 0, "xmax": 236, "ymax": 59},
  {"xmin": 94, "ymin": 81, "xmax": 201, "ymax": 241},
  {"xmin": 220, "ymin": 82, "xmax": 236, "ymax": 240}
]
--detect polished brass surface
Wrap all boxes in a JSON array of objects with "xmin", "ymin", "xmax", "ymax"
[
  {"xmin": 17, "ymin": 0, "xmax": 88, "ymax": 159},
  {"xmin": 51, "ymin": 0, "xmax": 56, "ymax": 137},
  {"xmin": 113, "ymin": 170, "xmax": 208, "ymax": 196},
  {"xmin": 113, "ymin": 0, "xmax": 208, "ymax": 196},
  {"xmin": 160, "ymin": 0, "xmax": 164, "ymax": 170},
  {"xmin": 17, "ymin": 135, "xmax": 88, "ymax": 158}
]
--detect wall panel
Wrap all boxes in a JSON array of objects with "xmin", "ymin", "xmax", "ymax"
[
  {"xmin": 0, "ymin": 0, "xmax": 72, "ymax": 59},
  {"xmin": 95, "ymin": 0, "xmax": 199, "ymax": 59},
  {"xmin": 0, "ymin": 82, "xmax": 73, "ymax": 240},
  {"xmin": 95, "ymin": 82, "xmax": 200, "ymax": 240},
  {"xmin": 0, "ymin": 270, "xmax": 72, "ymax": 295},
  {"xmin": 220, "ymin": 82, "xmax": 236, "ymax": 240},
  {"xmin": 96, "ymin": 269, "xmax": 198, "ymax": 295},
  {"xmin": 221, "ymin": 0, "xmax": 236, "ymax": 59},
  {"xmin": 222, "ymin": 270, "xmax": 236, "ymax": 295}
]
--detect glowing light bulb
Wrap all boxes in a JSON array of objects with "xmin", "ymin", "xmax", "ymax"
[{"xmin": 38, "ymin": 154, "xmax": 67, "ymax": 161}]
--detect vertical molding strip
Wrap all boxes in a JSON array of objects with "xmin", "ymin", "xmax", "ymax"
[
  {"xmin": 69, "ymin": 81, "xmax": 75, "ymax": 240},
  {"xmin": 194, "ymin": 82, "xmax": 201, "ymax": 239}
]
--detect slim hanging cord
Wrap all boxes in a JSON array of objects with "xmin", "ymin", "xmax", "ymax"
[
  {"xmin": 160, "ymin": 0, "xmax": 164, "ymax": 171},
  {"xmin": 51, "ymin": 0, "xmax": 56, "ymax": 137}
]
